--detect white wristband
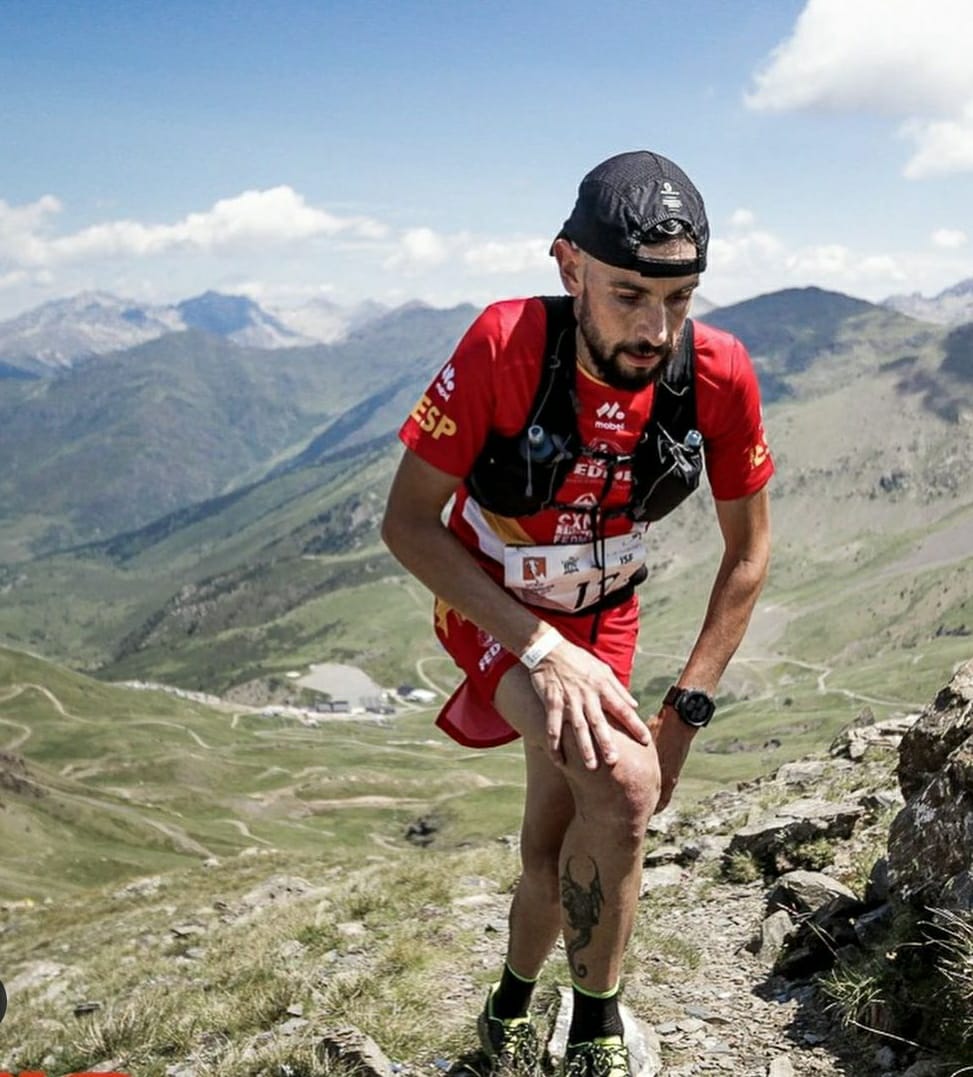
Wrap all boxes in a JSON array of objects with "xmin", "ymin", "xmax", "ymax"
[{"xmin": 519, "ymin": 627, "xmax": 563, "ymax": 670}]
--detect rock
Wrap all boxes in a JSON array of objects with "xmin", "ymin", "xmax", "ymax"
[
  {"xmin": 171, "ymin": 923, "xmax": 206, "ymax": 938},
  {"xmin": 747, "ymin": 909, "xmax": 796, "ymax": 964},
  {"xmin": 773, "ymin": 761, "xmax": 826, "ymax": 786},
  {"xmin": 866, "ymin": 856, "xmax": 891, "ymax": 903},
  {"xmin": 901, "ymin": 1059, "xmax": 949, "ymax": 1076},
  {"xmin": 337, "ymin": 921, "xmax": 367, "ymax": 940},
  {"xmin": 875, "ymin": 1045, "xmax": 898, "ymax": 1068},
  {"xmin": 547, "ymin": 987, "xmax": 662, "ymax": 1076},
  {"xmin": 639, "ymin": 864, "xmax": 683, "ymax": 893},
  {"xmin": 889, "ymin": 659, "xmax": 973, "ymax": 911},
  {"xmin": 317, "ymin": 1026, "xmax": 393, "ymax": 1077},
  {"xmin": 767, "ymin": 870, "xmax": 859, "ymax": 916},
  {"xmin": 768, "ymin": 1058, "xmax": 795, "ymax": 1077},
  {"xmin": 853, "ymin": 903, "xmax": 893, "ymax": 947},
  {"xmin": 643, "ymin": 843, "xmax": 682, "ymax": 866},
  {"xmin": 112, "ymin": 875, "xmax": 165, "ymax": 899},
  {"xmin": 896, "ymin": 661, "xmax": 973, "ymax": 798},
  {"xmin": 236, "ymin": 874, "xmax": 317, "ymax": 914},
  {"xmin": 724, "ymin": 798, "xmax": 863, "ymax": 875},
  {"xmin": 73, "ymin": 1000, "xmax": 103, "ymax": 1015}
]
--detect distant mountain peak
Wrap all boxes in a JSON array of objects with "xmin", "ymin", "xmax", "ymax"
[{"xmin": 883, "ymin": 277, "xmax": 973, "ymax": 327}]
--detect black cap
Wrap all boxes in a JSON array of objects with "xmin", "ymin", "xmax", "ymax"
[{"xmin": 554, "ymin": 151, "xmax": 709, "ymax": 278}]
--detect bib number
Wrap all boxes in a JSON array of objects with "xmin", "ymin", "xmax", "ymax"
[{"xmin": 502, "ymin": 529, "xmax": 647, "ymax": 613}]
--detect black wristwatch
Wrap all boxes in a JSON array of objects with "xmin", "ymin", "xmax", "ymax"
[{"xmin": 663, "ymin": 685, "xmax": 716, "ymax": 728}]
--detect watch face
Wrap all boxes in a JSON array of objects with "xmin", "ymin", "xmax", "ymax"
[{"xmin": 678, "ymin": 690, "xmax": 715, "ymax": 727}]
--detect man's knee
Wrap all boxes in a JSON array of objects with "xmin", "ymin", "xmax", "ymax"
[{"xmin": 566, "ymin": 739, "xmax": 661, "ymax": 841}]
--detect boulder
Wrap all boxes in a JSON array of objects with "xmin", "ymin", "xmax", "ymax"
[
  {"xmin": 724, "ymin": 798, "xmax": 863, "ymax": 875},
  {"xmin": 888, "ymin": 659, "xmax": 973, "ymax": 911},
  {"xmin": 766, "ymin": 870, "xmax": 858, "ymax": 916}
]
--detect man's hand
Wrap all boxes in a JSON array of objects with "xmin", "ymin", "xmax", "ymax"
[
  {"xmin": 527, "ymin": 639, "xmax": 649, "ymax": 769},
  {"xmin": 646, "ymin": 707, "xmax": 698, "ymax": 812}
]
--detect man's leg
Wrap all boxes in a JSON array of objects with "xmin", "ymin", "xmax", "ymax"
[
  {"xmin": 506, "ymin": 741, "xmax": 575, "ymax": 979},
  {"xmin": 494, "ymin": 664, "xmax": 662, "ymax": 992}
]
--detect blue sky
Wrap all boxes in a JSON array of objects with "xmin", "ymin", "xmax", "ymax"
[{"xmin": 1, "ymin": 0, "xmax": 971, "ymax": 319}]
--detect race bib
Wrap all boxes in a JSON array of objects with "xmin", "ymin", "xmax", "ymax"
[{"xmin": 503, "ymin": 528, "xmax": 647, "ymax": 613}]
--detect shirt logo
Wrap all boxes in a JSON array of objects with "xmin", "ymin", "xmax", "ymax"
[
  {"xmin": 594, "ymin": 401, "xmax": 627, "ymax": 431},
  {"xmin": 434, "ymin": 363, "xmax": 456, "ymax": 402},
  {"xmin": 409, "ymin": 394, "xmax": 458, "ymax": 440},
  {"xmin": 522, "ymin": 556, "xmax": 547, "ymax": 582},
  {"xmin": 748, "ymin": 432, "xmax": 771, "ymax": 469}
]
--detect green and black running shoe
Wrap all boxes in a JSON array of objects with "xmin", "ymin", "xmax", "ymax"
[
  {"xmin": 562, "ymin": 1036, "xmax": 630, "ymax": 1077},
  {"xmin": 477, "ymin": 985, "xmax": 541, "ymax": 1076}
]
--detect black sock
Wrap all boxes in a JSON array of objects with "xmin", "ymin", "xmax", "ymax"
[
  {"xmin": 568, "ymin": 983, "xmax": 624, "ymax": 1043},
  {"xmin": 491, "ymin": 962, "xmax": 537, "ymax": 1019}
]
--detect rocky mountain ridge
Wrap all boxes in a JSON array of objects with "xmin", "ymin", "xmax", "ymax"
[
  {"xmin": 884, "ymin": 278, "xmax": 973, "ymax": 328},
  {"xmin": 0, "ymin": 290, "xmax": 396, "ymax": 372}
]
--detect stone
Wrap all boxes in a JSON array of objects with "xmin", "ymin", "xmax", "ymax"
[
  {"xmin": 774, "ymin": 761, "xmax": 826, "ymax": 786},
  {"xmin": 724, "ymin": 798, "xmax": 863, "ymax": 875},
  {"xmin": 897, "ymin": 660, "xmax": 973, "ymax": 798},
  {"xmin": 171, "ymin": 923, "xmax": 206, "ymax": 938},
  {"xmin": 747, "ymin": 909, "xmax": 796, "ymax": 964},
  {"xmin": 317, "ymin": 1026, "xmax": 393, "ymax": 1077},
  {"xmin": 768, "ymin": 1058, "xmax": 795, "ymax": 1077},
  {"xmin": 643, "ymin": 843, "xmax": 682, "ymax": 866},
  {"xmin": 767, "ymin": 870, "xmax": 858, "ymax": 916},
  {"xmin": 889, "ymin": 660, "xmax": 973, "ymax": 911},
  {"xmin": 639, "ymin": 864, "xmax": 683, "ymax": 893},
  {"xmin": 238, "ymin": 874, "xmax": 317, "ymax": 912}
]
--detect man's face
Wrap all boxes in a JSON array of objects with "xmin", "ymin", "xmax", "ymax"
[{"xmin": 571, "ymin": 242, "xmax": 699, "ymax": 391}]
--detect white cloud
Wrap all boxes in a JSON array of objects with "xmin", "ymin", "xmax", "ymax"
[
  {"xmin": 704, "ymin": 216, "xmax": 924, "ymax": 302},
  {"xmin": 0, "ymin": 269, "xmax": 28, "ymax": 291},
  {"xmin": 383, "ymin": 227, "xmax": 452, "ymax": 270},
  {"xmin": 463, "ymin": 238, "xmax": 549, "ymax": 274},
  {"xmin": 902, "ymin": 103, "xmax": 973, "ymax": 178},
  {"xmin": 746, "ymin": 0, "xmax": 973, "ymax": 176},
  {"xmin": 0, "ymin": 187, "xmax": 388, "ymax": 270},
  {"xmin": 728, "ymin": 209, "xmax": 756, "ymax": 229},
  {"xmin": 931, "ymin": 228, "xmax": 968, "ymax": 249},
  {"xmin": 384, "ymin": 229, "xmax": 551, "ymax": 276}
]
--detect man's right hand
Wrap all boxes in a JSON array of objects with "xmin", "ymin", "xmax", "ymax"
[{"xmin": 527, "ymin": 638, "xmax": 648, "ymax": 769}]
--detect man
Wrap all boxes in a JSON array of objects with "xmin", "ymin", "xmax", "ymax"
[{"xmin": 382, "ymin": 151, "xmax": 773, "ymax": 1077}]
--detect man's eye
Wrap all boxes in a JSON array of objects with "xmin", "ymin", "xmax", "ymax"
[
  {"xmin": 668, "ymin": 293, "xmax": 692, "ymax": 305},
  {"xmin": 615, "ymin": 293, "xmax": 639, "ymax": 305}
]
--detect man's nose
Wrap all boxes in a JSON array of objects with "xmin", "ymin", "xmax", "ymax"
[{"xmin": 634, "ymin": 302, "xmax": 667, "ymax": 346}]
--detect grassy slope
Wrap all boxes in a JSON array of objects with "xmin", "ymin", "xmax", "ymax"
[{"xmin": 0, "ymin": 646, "xmax": 524, "ymax": 901}]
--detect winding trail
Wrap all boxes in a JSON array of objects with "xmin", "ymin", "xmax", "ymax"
[
  {"xmin": 0, "ymin": 715, "xmax": 31, "ymax": 751},
  {"xmin": 128, "ymin": 718, "xmax": 215, "ymax": 749}
]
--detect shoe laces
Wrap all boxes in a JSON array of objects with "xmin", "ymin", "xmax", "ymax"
[
  {"xmin": 564, "ymin": 1038, "xmax": 629, "ymax": 1077},
  {"xmin": 497, "ymin": 1017, "xmax": 539, "ymax": 1072}
]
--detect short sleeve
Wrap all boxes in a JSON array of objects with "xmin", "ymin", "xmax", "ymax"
[
  {"xmin": 398, "ymin": 299, "xmax": 545, "ymax": 479},
  {"xmin": 697, "ymin": 331, "xmax": 775, "ymax": 501}
]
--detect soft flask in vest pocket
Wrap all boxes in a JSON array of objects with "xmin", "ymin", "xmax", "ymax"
[{"xmin": 628, "ymin": 427, "xmax": 704, "ymax": 523}]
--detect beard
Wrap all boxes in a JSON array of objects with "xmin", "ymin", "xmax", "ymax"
[{"xmin": 577, "ymin": 292, "xmax": 675, "ymax": 391}]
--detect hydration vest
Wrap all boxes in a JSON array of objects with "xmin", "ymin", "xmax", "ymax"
[{"xmin": 466, "ymin": 296, "xmax": 704, "ymax": 523}]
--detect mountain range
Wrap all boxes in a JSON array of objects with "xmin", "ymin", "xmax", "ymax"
[
  {"xmin": 883, "ymin": 277, "xmax": 973, "ymax": 326},
  {"xmin": 0, "ymin": 290, "xmax": 392, "ymax": 373},
  {"xmin": 0, "ymin": 278, "xmax": 970, "ymax": 705},
  {"xmin": 2, "ymin": 277, "xmax": 969, "ymax": 376}
]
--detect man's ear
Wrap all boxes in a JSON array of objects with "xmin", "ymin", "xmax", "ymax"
[{"xmin": 552, "ymin": 238, "xmax": 583, "ymax": 297}]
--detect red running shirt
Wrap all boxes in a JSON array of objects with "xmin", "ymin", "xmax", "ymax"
[{"xmin": 400, "ymin": 297, "xmax": 774, "ymax": 573}]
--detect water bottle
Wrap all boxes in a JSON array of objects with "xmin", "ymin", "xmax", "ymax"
[{"xmin": 521, "ymin": 424, "xmax": 558, "ymax": 464}]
